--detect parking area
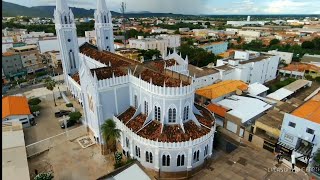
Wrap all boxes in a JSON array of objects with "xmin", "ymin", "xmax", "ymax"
[
  {"xmin": 28, "ymin": 140, "xmax": 115, "ymax": 180},
  {"xmin": 191, "ymin": 146, "xmax": 309, "ymax": 180},
  {"xmin": 23, "ymin": 95, "xmax": 82, "ymax": 145}
]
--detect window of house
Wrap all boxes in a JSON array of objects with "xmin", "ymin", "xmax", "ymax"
[
  {"xmin": 146, "ymin": 151, "xmax": 153, "ymax": 163},
  {"xmin": 162, "ymin": 155, "xmax": 170, "ymax": 166},
  {"xmin": 204, "ymin": 145, "xmax": 209, "ymax": 157},
  {"xmin": 126, "ymin": 137, "xmax": 129, "ymax": 147},
  {"xmin": 306, "ymin": 128, "xmax": 314, "ymax": 134},
  {"xmin": 168, "ymin": 108, "xmax": 176, "ymax": 123},
  {"xmin": 288, "ymin": 122, "xmax": 296, "ymax": 128}
]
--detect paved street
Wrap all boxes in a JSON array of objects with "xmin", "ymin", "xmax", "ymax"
[{"xmin": 191, "ymin": 146, "xmax": 310, "ymax": 180}]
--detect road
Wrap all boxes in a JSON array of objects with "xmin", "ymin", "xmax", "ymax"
[{"xmin": 5, "ymin": 83, "xmax": 46, "ymax": 96}]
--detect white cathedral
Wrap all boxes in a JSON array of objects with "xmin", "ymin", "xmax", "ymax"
[{"xmin": 55, "ymin": 0, "xmax": 216, "ymax": 173}]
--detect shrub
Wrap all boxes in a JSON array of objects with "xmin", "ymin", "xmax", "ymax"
[
  {"xmin": 36, "ymin": 71, "xmax": 48, "ymax": 77},
  {"xmin": 66, "ymin": 103, "xmax": 73, "ymax": 107},
  {"xmin": 28, "ymin": 98, "xmax": 41, "ymax": 105},
  {"xmin": 305, "ymin": 75, "xmax": 313, "ymax": 81},
  {"xmin": 115, "ymin": 152, "xmax": 122, "ymax": 164},
  {"xmin": 315, "ymin": 76, "xmax": 320, "ymax": 83},
  {"xmin": 34, "ymin": 172, "xmax": 54, "ymax": 180},
  {"xmin": 69, "ymin": 111, "xmax": 82, "ymax": 122},
  {"xmin": 114, "ymin": 162, "xmax": 123, "ymax": 169},
  {"xmin": 30, "ymin": 105, "xmax": 41, "ymax": 113}
]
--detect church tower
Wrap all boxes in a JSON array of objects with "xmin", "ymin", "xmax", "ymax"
[
  {"xmin": 54, "ymin": 0, "xmax": 80, "ymax": 76},
  {"xmin": 94, "ymin": 0, "xmax": 115, "ymax": 52}
]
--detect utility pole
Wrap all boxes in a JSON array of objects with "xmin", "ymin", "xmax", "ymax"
[{"xmin": 120, "ymin": 2, "xmax": 126, "ymax": 48}]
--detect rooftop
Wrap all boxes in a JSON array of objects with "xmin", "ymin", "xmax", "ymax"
[
  {"xmin": 198, "ymin": 41, "xmax": 227, "ymax": 47},
  {"xmin": 238, "ymin": 55, "xmax": 271, "ymax": 64},
  {"xmin": 12, "ymin": 45, "xmax": 37, "ymax": 51},
  {"xmin": 196, "ymin": 80, "xmax": 248, "ymax": 100},
  {"xmin": 2, "ymin": 122, "xmax": 30, "ymax": 180},
  {"xmin": 206, "ymin": 103, "xmax": 229, "ymax": 118},
  {"xmin": 188, "ymin": 65, "xmax": 219, "ymax": 78},
  {"xmin": 281, "ymin": 63, "xmax": 320, "ymax": 72},
  {"xmin": 2, "ymin": 96, "xmax": 31, "ymax": 119},
  {"xmin": 214, "ymin": 64, "xmax": 235, "ymax": 71},
  {"xmin": 217, "ymin": 95, "xmax": 273, "ymax": 123},
  {"xmin": 248, "ymin": 82, "xmax": 269, "ymax": 96},
  {"xmin": 291, "ymin": 93, "xmax": 320, "ymax": 124},
  {"xmin": 256, "ymin": 110, "xmax": 284, "ymax": 130},
  {"xmin": 71, "ymin": 72, "xmax": 80, "ymax": 85}
]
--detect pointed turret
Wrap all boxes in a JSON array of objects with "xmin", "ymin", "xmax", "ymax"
[
  {"xmin": 97, "ymin": 0, "xmax": 108, "ymax": 12},
  {"xmin": 56, "ymin": 0, "xmax": 69, "ymax": 12}
]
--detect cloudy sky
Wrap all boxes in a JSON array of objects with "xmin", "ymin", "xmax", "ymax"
[{"xmin": 5, "ymin": 0, "xmax": 320, "ymax": 14}]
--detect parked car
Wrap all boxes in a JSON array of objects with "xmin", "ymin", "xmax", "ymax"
[
  {"xmin": 54, "ymin": 110, "xmax": 71, "ymax": 118},
  {"xmin": 60, "ymin": 120, "xmax": 76, "ymax": 129}
]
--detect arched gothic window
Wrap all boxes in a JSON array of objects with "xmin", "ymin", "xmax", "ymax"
[
  {"xmin": 144, "ymin": 101, "xmax": 148, "ymax": 115},
  {"xmin": 168, "ymin": 108, "xmax": 176, "ymax": 123},
  {"xmin": 155, "ymin": 106, "xmax": 161, "ymax": 121},
  {"xmin": 177, "ymin": 154, "xmax": 185, "ymax": 166},
  {"xmin": 162, "ymin": 155, "xmax": 170, "ymax": 166},
  {"xmin": 183, "ymin": 106, "xmax": 189, "ymax": 121}
]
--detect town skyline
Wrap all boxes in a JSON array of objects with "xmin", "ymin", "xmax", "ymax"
[{"xmin": 3, "ymin": 0, "xmax": 320, "ymax": 15}]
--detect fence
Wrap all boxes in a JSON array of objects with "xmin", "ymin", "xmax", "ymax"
[{"xmin": 26, "ymin": 125, "xmax": 87, "ymax": 158}]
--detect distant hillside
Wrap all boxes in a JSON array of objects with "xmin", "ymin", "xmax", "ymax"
[{"xmin": 2, "ymin": 1, "xmax": 193, "ymax": 18}]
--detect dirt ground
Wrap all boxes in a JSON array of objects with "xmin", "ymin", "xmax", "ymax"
[{"xmin": 28, "ymin": 140, "xmax": 115, "ymax": 180}]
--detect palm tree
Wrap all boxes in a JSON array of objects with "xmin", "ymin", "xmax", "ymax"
[
  {"xmin": 101, "ymin": 119, "xmax": 121, "ymax": 155},
  {"xmin": 45, "ymin": 77, "xmax": 57, "ymax": 106}
]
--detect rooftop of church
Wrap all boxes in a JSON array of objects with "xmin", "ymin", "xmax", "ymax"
[{"xmin": 79, "ymin": 42, "xmax": 190, "ymax": 87}]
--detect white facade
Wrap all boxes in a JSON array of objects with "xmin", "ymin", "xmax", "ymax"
[
  {"xmin": 279, "ymin": 113, "xmax": 320, "ymax": 163},
  {"xmin": 94, "ymin": 0, "xmax": 115, "ymax": 52},
  {"xmin": 2, "ymin": 114, "xmax": 34, "ymax": 128},
  {"xmin": 227, "ymin": 21, "xmax": 266, "ymax": 27},
  {"xmin": 129, "ymin": 37, "xmax": 168, "ymax": 57},
  {"xmin": 151, "ymin": 28, "xmax": 168, "ymax": 33},
  {"xmin": 54, "ymin": 0, "xmax": 80, "ymax": 76},
  {"xmin": 158, "ymin": 34, "xmax": 181, "ymax": 48},
  {"xmin": 267, "ymin": 50, "xmax": 293, "ymax": 64},
  {"xmin": 238, "ymin": 30, "xmax": 261, "ymax": 38},
  {"xmin": 55, "ymin": 0, "xmax": 216, "ymax": 174}
]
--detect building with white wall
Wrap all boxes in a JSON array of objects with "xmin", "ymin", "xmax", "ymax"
[
  {"xmin": 227, "ymin": 21, "xmax": 266, "ymax": 27},
  {"xmin": 129, "ymin": 37, "xmax": 168, "ymax": 57},
  {"xmin": 193, "ymin": 29, "xmax": 208, "ymax": 37},
  {"xmin": 238, "ymin": 30, "xmax": 261, "ymax": 38},
  {"xmin": 55, "ymin": 0, "xmax": 216, "ymax": 175},
  {"xmin": 151, "ymin": 28, "xmax": 168, "ymax": 34},
  {"xmin": 267, "ymin": 50, "xmax": 293, "ymax": 64},
  {"xmin": 198, "ymin": 42, "xmax": 228, "ymax": 55},
  {"xmin": 215, "ymin": 51, "xmax": 280, "ymax": 84},
  {"xmin": 277, "ymin": 93, "xmax": 320, "ymax": 164},
  {"xmin": 158, "ymin": 34, "xmax": 181, "ymax": 48}
]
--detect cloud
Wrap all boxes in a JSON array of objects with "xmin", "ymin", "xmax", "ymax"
[{"xmin": 263, "ymin": 0, "xmax": 320, "ymax": 14}]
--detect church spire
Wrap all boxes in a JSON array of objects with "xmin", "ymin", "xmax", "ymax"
[
  {"xmin": 97, "ymin": 0, "xmax": 108, "ymax": 12},
  {"xmin": 56, "ymin": 0, "xmax": 69, "ymax": 12}
]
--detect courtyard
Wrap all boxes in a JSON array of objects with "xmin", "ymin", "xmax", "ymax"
[{"xmin": 28, "ymin": 140, "xmax": 115, "ymax": 180}]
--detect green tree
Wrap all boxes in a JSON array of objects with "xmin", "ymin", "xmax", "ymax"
[
  {"xmin": 269, "ymin": 39, "xmax": 280, "ymax": 46},
  {"xmin": 68, "ymin": 111, "xmax": 82, "ymax": 123},
  {"xmin": 30, "ymin": 105, "xmax": 41, "ymax": 113},
  {"xmin": 101, "ymin": 119, "xmax": 121, "ymax": 154},
  {"xmin": 28, "ymin": 98, "xmax": 41, "ymax": 105},
  {"xmin": 34, "ymin": 172, "xmax": 54, "ymax": 180},
  {"xmin": 312, "ymin": 37, "xmax": 320, "ymax": 50},
  {"xmin": 301, "ymin": 41, "xmax": 315, "ymax": 49},
  {"xmin": 45, "ymin": 77, "xmax": 57, "ymax": 106},
  {"xmin": 174, "ymin": 29, "xmax": 180, "ymax": 34},
  {"xmin": 205, "ymin": 22, "xmax": 211, "ymax": 26}
]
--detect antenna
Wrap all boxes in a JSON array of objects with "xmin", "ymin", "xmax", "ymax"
[{"xmin": 120, "ymin": 2, "xmax": 127, "ymax": 48}]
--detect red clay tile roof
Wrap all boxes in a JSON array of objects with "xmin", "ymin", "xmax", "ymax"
[
  {"xmin": 91, "ymin": 67, "xmax": 127, "ymax": 80},
  {"xmin": 117, "ymin": 107, "xmax": 136, "ymax": 124},
  {"xmin": 281, "ymin": 63, "xmax": 320, "ymax": 73},
  {"xmin": 71, "ymin": 72, "xmax": 80, "ymax": 85},
  {"xmin": 137, "ymin": 121, "xmax": 162, "ymax": 140},
  {"xmin": 126, "ymin": 114, "xmax": 147, "ymax": 132},
  {"xmin": 140, "ymin": 69, "xmax": 189, "ymax": 87}
]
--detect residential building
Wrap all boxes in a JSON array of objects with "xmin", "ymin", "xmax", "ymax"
[
  {"xmin": 179, "ymin": 28, "xmax": 190, "ymax": 32},
  {"xmin": 193, "ymin": 29, "xmax": 208, "ymax": 37},
  {"xmin": 226, "ymin": 21, "xmax": 266, "ymax": 27},
  {"xmin": 2, "ymin": 95, "xmax": 34, "ymax": 128},
  {"xmin": 2, "ymin": 28, "xmax": 27, "ymax": 42},
  {"xmin": 56, "ymin": 0, "xmax": 215, "ymax": 175},
  {"xmin": 301, "ymin": 54, "xmax": 320, "ymax": 67},
  {"xmin": 3, "ymin": 122, "xmax": 30, "ymax": 180},
  {"xmin": 267, "ymin": 50, "xmax": 293, "ymax": 64},
  {"xmin": 129, "ymin": 37, "xmax": 168, "ymax": 57},
  {"xmin": 2, "ymin": 52, "xmax": 27, "ymax": 80},
  {"xmin": 247, "ymin": 82, "xmax": 269, "ymax": 97},
  {"xmin": 85, "ymin": 30, "xmax": 96, "ymax": 43},
  {"xmin": 10, "ymin": 45, "xmax": 42, "ymax": 74},
  {"xmin": 115, "ymin": 48, "xmax": 142, "ymax": 62},
  {"xmin": 238, "ymin": 30, "xmax": 261, "ymax": 42},
  {"xmin": 277, "ymin": 93, "xmax": 320, "ymax": 164},
  {"xmin": 151, "ymin": 28, "xmax": 168, "ymax": 33},
  {"xmin": 215, "ymin": 51, "xmax": 280, "ymax": 84},
  {"xmin": 48, "ymin": 51, "xmax": 62, "ymax": 68},
  {"xmin": 38, "ymin": 37, "xmax": 86, "ymax": 54},
  {"xmin": 279, "ymin": 63, "xmax": 320, "ymax": 78},
  {"xmin": 158, "ymin": 34, "xmax": 181, "ymax": 48},
  {"xmin": 198, "ymin": 41, "xmax": 228, "ymax": 55}
]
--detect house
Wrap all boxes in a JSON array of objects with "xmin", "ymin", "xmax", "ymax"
[
  {"xmin": 198, "ymin": 41, "xmax": 228, "ymax": 55},
  {"xmin": 2, "ymin": 122, "xmax": 30, "ymax": 180},
  {"xmin": 247, "ymin": 82, "xmax": 269, "ymax": 97},
  {"xmin": 2, "ymin": 95, "xmax": 34, "ymax": 128},
  {"xmin": 279, "ymin": 63, "xmax": 320, "ymax": 78},
  {"xmin": 277, "ymin": 93, "xmax": 320, "ymax": 164}
]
